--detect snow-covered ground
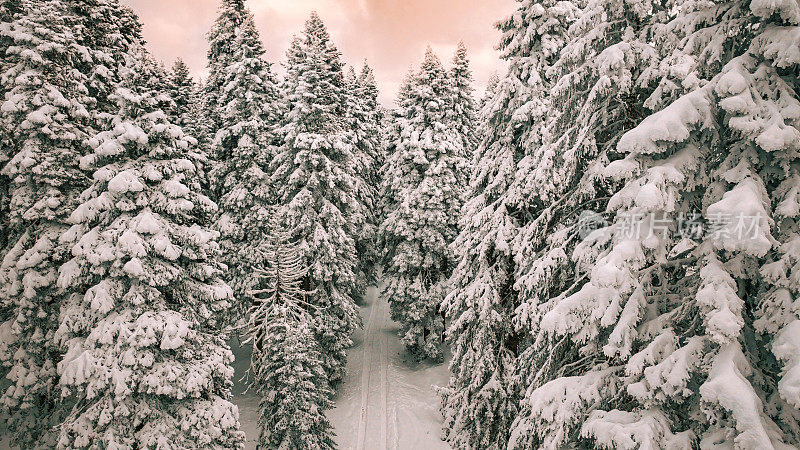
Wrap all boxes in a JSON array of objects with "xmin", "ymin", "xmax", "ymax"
[
  {"xmin": 230, "ymin": 284, "xmax": 452, "ymax": 449},
  {"xmin": 229, "ymin": 334, "xmax": 260, "ymax": 449},
  {"xmin": 326, "ymin": 285, "xmax": 451, "ymax": 450}
]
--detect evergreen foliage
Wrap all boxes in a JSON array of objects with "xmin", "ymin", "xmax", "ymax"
[
  {"xmin": 54, "ymin": 45, "xmax": 244, "ymax": 449},
  {"xmin": 345, "ymin": 62, "xmax": 383, "ymax": 296},
  {"xmin": 380, "ymin": 47, "xmax": 469, "ymax": 361},
  {"xmin": 270, "ymin": 12, "xmax": 363, "ymax": 385},
  {"xmin": 247, "ymin": 227, "xmax": 335, "ymax": 449},
  {"xmin": 449, "ymin": 41, "xmax": 477, "ymax": 155},
  {"xmin": 0, "ymin": 0, "xmax": 142, "ymax": 445},
  {"xmin": 439, "ymin": 1, "xmax": 575, "ymax": 447},
  {"xmin": 204, "ymin": 0, "xmax": 281, "ymax": 317}
]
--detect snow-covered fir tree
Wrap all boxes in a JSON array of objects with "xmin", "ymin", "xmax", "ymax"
[
  {"xmin": 247, "ymin": 226, "xmax": 335, "ymax": 449},
  {"xmin": 379, "ymin": 47, "xmax": 468, "ymax": 361},
  {"xmin": 358, "ymin": 62, "xmax": 384, "ymax": 177},
  {"xmin": 0, "ymin": 0, "xmax": 25, "ymax": 255},
  {"xmin": 204, "ymin": 0, "xmax": 281, "ymax": 317},
  {"xmin": 54, "ymin": 46, "xmax": 244, "ymax": 448},
  {"xmin": 269, "ymin": 12, "xmax": 363, "ymax": 385},
  {"xmin": 396, "ymin": 65, "xmax": 416, "ymax": 107},
  {"xmin": 0, "ymin": 0, "xmax": 142, "ymax": 446},
  {"xmin": 506, "ymin": 0, "xmax": 665, "ymax": 444},
  {"xmin": 479, "ymin": 71, "xmax": 500, "ymax": 113},
  {"xmin": 166, "ymin": 59, "xmax": 213, "ymax": 195},
  {"xmin": 439, "ymin": 0, "xmax": 575, "ymax": 447},
  {"xmin": 449, "ymin": 41, "xmax": 477, "ymax": 155},
  {"xmin": 345, "ymin": 62, "xmax": 382, "ymax": 296},
  {"xmin": 0, "ymin": 1, "xmax": 91, "ymax": 445},
  {"xmin": 505, "ymin": 0, "xmax": 800, "ymax": 447},
  {"xmin": 203, "ymin": 0, "xmax": 246, "ymax": 137},
  {"xmin": 166, "ymin": 59, "xmax": 200, "ymax": 138}
]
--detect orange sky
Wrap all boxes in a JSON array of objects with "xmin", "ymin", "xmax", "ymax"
[{"xmin": 120, "ymin": 0, "xmax": 516, "ymax": 105}]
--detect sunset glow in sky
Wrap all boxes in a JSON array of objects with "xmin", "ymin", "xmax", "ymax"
[{"xmin": 120, "ymin": 0, "xmax": 517, "ymax": 106}]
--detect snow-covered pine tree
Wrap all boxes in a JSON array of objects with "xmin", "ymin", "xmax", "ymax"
[
  {"xmin": 358, "ymin": 62, "xmax": 384, "ymax": 178},
  {"xmin": 479, "ymin": 71, "xmax": 500, "ymax": 113},
  {"xmin": 439, "ymin": 0, "xmax": 576, "ymax": 447},
  {"xmin": 449, "ymin": 41, "xmax": 477, "ymax": 156},
  {"xmin": 379, "ymin": 47, "xmax": 468, "ymax": 361},
  {"xmin": 343, "ymin": 66, "xmax": 371, "ymax": 301},
  {"xmin": 0, "ymin": 0, "xmax": 143, "ymax": 445},
  {"xmin": 54, "ymin": 46, "xmax": 244, "ymax": 448},
  {"xmin": 0, "ymin": 0, "xmax": 25, "ymax": 255},
  {"xmin": 247, "ymin": 226, "xmax": 335, "ymax": 449},
  {"xmin": 509, "ymin": 0, "xmax": 800, "ymax": 446},
  {"xmin": 502, "ymin": 0, "xmax": 672, "ymax": 444},
  {"xmin": 166, "ymin": 58, "xmax": 199, "ymax": 137},
  {"xmin": 205, "ymin": 0, "xmax": 281, "ymax": 317},
  {"xmin": 499, "ymin": 0, "xmax": 800, "ymax": 448},
  {"xmin": 0, "ymin": 1, "xmax": 90, "ymax": 445},
  {"xmin": 270, "ymin": 12, "xmax": 363, "ymax": 385},
  {"xmin": 166, "ymin": 58, "xmax": 214, "ymax": 196},
  {"xmin": 345, "ymin": 62, "xmax": 382, "ymax": 296},
  {"xmin": 203, "ymin": 0, "xmax": 246, "ymax": 137},
  {"xmin": 396, "ymin": 65, "xmax": 416, "ymax": 107},
  {"xmin": 375, "ymin": 65, "xmax": 414, "ymax": 224}
]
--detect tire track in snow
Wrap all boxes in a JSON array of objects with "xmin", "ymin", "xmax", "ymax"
[
  {"xmin": 378, "ymin": 294, "xmax": 390, "ymax": 450},
  {"xmin": 355, "ymin": 291, "xmax": 380, "ymax": 449}
]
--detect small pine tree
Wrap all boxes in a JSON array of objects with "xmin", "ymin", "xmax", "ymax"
[
  {"xmin": 54, "ymin": 47, "xmax": 244, "ymax": 448},
  {"xmin": 479, "ymin": 72, "xmax": 500, "ymax": 113},
  {"xmin": 247, "ymin": 227, "xmax": 335, "ymax": 449},
  {"xmin": 449, "ymin": 41, "xmax": 477, "ymax": 155},
  {"xmin": 270, "ymin": 12, "xmax": 363, "ymax": 385},
  {"xmin": 357, "ymin": 62, "xmax": 384, "ymax": 177},
  {"xmin": 166, "ymin": 59, "xmax": 201, "ymax": 137},
  {"xmin": 379, "ymin": 47, "xmax": 468, "ymax": 361},
  {"xmin": 167, "ymin": 59, "xmax": 212, "ymax": 194}
]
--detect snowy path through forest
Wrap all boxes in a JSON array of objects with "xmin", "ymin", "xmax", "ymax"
[
  {"xmin": 326, "ymin": 285, "xmax": 451, "ymax": 450},
  {"xmin": 230, "ymin": 284, "xmax": 451, "ymax": 449}
]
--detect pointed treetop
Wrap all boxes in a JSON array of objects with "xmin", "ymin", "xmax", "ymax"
[
  {"xmin": 172, "ymin": 58, "xmax": 191, "ymax": 79},
  {"xmin": 486, "ymin": 71, "xmax": 499, "ymax": 91},
  {"xmin": 451, "ymin": 41, "xmax": 471, "ymax": 73},
  {"xmin": 346, "ymin": 65, "xmax": 358, "ymax": 85},
  {"xmin": 284, "ymin": 34, "xmax": 303, "ymax": 62},
  {"xmin": 423, "ymin": 45, "xmax": 438, "ymax": 63},
  {"xmin": 358, "ymin": 60, "xmax": 376, "ymax": 86},
  {"xmin": 396, "ymin": 64, "xmax": 416, "ymax": 106},
  {"xmin": 419, "ymin": 46, "xmax": 447, "ymax": 82},
  {"xmin": 358, "ymin": 61, "xmax": 379, "ymax": 106},
  {"xmin": 207, "ymin": 0, "xmax": 261, "ymax": 66},
  {"xmin": 305, "ymin": 10, "xmax": 330, "ymax": 39},
  {"xmin": 220, "ymin": 0, "xmax": 246, "ymax": 12}
]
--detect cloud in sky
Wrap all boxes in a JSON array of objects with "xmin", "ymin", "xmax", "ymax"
[{"xmin": 121, "ymin": 0, "xmax": 517, "ymax": 106}]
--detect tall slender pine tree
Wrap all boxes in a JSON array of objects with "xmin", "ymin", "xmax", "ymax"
[
  {"xmin": 247, "ymin": 227, "xmax": 335, "ymax": 449},
  {"xmin": 449, "ymin": 41, "xmax": 477, "ymax": 156},
  {"xmin": 205, "ymin": 0, "xmax": 281, "ymax": 316},
  {"xmin": 440, "ymin": 1, "xmax": 575, "ymax": 447},
  {"xmin": 379, "ymin": 47, "xmax": 468, "ymax": 361},
  {"xmin": 270, "ymin": 12, "xmax": 363, "ymax": 385}
]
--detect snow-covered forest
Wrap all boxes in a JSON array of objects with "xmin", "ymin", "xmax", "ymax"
[{"xmin": 1, "ymin": 0, "xmax": 799, "ymax": 448}]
